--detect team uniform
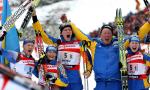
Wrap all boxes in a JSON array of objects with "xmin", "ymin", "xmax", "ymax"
[
  {"xmin": 0, "ymin": 50, "xmax": 35, "ymax": 79},
  {"xmin": 127, "ymin": 51, "xmax": 150, "ymax": 90},
  {"xmin": 32, "ymin": 16, "xmax": 92, "ymax": 90},
  {"xmin": 127, "ymin": 36, "xmax": 150, "ymax": 90},
  {"xmin": 33, "ymin": 55, "xmax": 68, "ymax": 90},
  {"xmin": 0, "ymin": 40, "xmax": 35, "ymax": 79}
]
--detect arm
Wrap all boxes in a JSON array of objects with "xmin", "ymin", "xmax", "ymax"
[
  {"xmin": 143, "ymin": 53, "xmax": 150, "ymax": 88},
  {"xmin": 138, "ymin": 22, "xmax": 150, "ymax": 41},
  {"xmin": 32, "ymin": 61, "xmax": 39, "ymax": 78},
  {"xmin": 70, "ymin": 22, "xmax": 97, "ymax": 66},
  {"xmin": 70, "ymin": 22, "xmax": 91, "ymax": 41},
  {"xmin": 81, "ymin": 47, "xmax": 93, "ymax": 77},
  {"xmin": 55, "ymin": 64, "xmax": 68, "ymax": 87},
  {"xmin": 1, "ymin": 49, "xmax": 18, "ymax": 63},
  {"xmin": 124, "ymin": 22, "xmax": 150, "ymax": 48},
  {"xmin": 143, "ymin": 53, "xmax": 150, "ymax": 62},
  {"xmin": 32, "ymin": 12, "xmax": 58, "ymax": 45}
]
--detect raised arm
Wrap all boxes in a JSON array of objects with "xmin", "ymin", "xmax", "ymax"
[
  {"xmin": 70, "ymin": 22, "xmax": 91, "ymax": 41},
  {"xmin": 32, "ymin": 10, "xmax": 58, "ymax": 45},
  {"xmin": 124, "ymin": 22, "xmax": 150, "ymax": 49}
]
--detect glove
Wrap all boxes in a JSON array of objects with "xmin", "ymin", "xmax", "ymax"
[
  {"xmin": 83, "ymin": 70, "xmax": 91, "ymax": 79},
  {"xmin": 46, "ymin": 73, "xmax": 57, "ymax": 84}
]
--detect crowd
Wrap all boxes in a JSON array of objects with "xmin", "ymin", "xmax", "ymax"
[{"xmin": 89, "ymin": 6, "xmax": 150, "ymax": 43}]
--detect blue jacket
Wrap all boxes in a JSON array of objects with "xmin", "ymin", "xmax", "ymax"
[{"xmin": 93, "ymin": 38, "xmax": 121, "ymax": 81}]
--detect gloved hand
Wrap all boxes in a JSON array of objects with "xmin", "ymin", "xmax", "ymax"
[
  {"xmin": 46, "ymin": 73, "xmax": 57, "ymax": 84},
  {"xmin": 83, "ymin": 70, "xmax": 91, "ymax": 79}
]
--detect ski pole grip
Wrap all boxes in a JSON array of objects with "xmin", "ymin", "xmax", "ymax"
[
  {"xmin": 57, "ymin": 39, "xmax": 61, "ymax": 45},
  {"xmin": 87, "ymin": 41, "xmax": 91, "ymax": 47},
  {"xmin": 82, "ymin": 40, "xmax": 87, "ymax": 47}
]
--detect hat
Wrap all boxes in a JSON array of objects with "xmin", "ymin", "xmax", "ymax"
[
  {"xmin": 46, "ymin": 45, "xmax": 57, "ymax": 53},
  {"xmin": 23, "ymin": 39, "xmax": 35, "ymax": 46},
  {"xmin": 59, "ymin": 23, "xmax": 72, "ymax": 33},
  {"xmin": 129, "ymin": 35, "xmax": 140, "ymax": 43},
  {"xmin": 99, "ymin": 24, "xmax": 113, "ymax": 34}
]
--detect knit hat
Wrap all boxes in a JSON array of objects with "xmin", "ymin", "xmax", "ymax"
[
  {"xmin": 129, "ymin": 35, "xmax": 140, "ymax": 43},
  {"xmin": 46, "ymin": 45, "xmax": 57, "ymax": 53},
  {"xmin": 99, "ymin": 24, "xmax": 114, "ymax": 35},
  {"xmin": 23, "ymin": 39, "xmax": 35, "ymax": 46},
  {"xmin": 59, "ymin": 23, "xmax": 72, "ymax": 33}
]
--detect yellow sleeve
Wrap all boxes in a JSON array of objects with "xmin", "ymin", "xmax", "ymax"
[
  {"xmin": 124, "ymin": 39, "xmax": 129, "ymax": 49},
  {"xmin": 55, "ymin": 78, "xmax": 68, "ymax": 87},
  {"xmin": 138, "ymin": 22, "xmax": 150, "ymax": 41},
  {"xmin": 70, "ymin": 22, "xmax": 90, "ymax": 41},
  {"xmin": 32, "ymin": 21, "xmax": 56, "ymax": 45},
  {"xmin": 124, "ymin": 22, "xmax": 150, "ymax": 48}
]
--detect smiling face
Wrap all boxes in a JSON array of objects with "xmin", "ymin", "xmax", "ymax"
[
  {"xmin": 129, "ymin": 41, "xmax": 140, "ymax": 52},
  {"xmin": 100, "ymin": 28, "xmax": 113, "ymax": 45},
  {"xmin": 61, "ymin": 27, "xmax": 73, "ymax": 41},
  {"xmin": 46, "ymin": 51, "xmax": 57, "ymax": 60}
]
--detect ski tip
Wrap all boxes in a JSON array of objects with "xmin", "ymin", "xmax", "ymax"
[
  {"xmin": 119, "ymin": 8, "xmax": 122, "ymax": 17},
  {"xmin": 144, "ymin": 0, "xmax": 149, "ymax": 7}
]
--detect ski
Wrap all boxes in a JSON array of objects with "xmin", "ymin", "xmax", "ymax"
[
  {"xmin": 0, "ymin": 0, "xmax": 38, "ymax": 40},
  {"xmin": 0, "ymin": 64, "xmax": 42, "ymax": 90},
  {"xmin": 19, "ymin": 0, "xmax": 40, "ymax": 38},
  {"xmin": 35, "ymin": 31, "xmax": 45, "ymax": 58},
  {"xmin": 115, "ymin": 8, "xmax": 128, "ymax": 90},
  {"xmin": 144, "ymin": 0, "xmax": 149, "ymax": 9},
  {"xmin": 19, "ymin": 6, "xmax": 34, "ymax": 38}
]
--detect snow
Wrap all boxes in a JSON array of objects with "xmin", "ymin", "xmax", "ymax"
[{"xmin": 14, "ymin": 1, "xmax": 76, "ymax": 30}]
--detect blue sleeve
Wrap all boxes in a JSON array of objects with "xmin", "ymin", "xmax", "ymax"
[
  {"xmin": 1, "ymin": 49, "xmax": 18, "ymax": 63},
  {"xmin": 143, "ymin": 54, "xmax": 150, "ymax": 61},
  {"xmin": 32, "ymin": 61, "xmax": 39, "ymax": 78},
  {"xmin": 45, "ymin": 31, "xmax": 58, "ymax": 43}
]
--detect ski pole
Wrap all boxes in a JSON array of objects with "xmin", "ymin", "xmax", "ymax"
[{"xmin": 81, "ymin": 40, "xmax": 90, "ymax": 90}]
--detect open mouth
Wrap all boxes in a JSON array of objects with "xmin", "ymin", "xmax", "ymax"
[
  {"xmin": 67, "ymin": 35, "xmax": 71, "ymax": 38},
  {"xmin": 28, "ymin": 50, "xmax": 32, "ymax": 53},
  {"xmin": 131, "ymin": 47, "xmax": 138, "ymax": 52},
  {"xmin": 104, "ymin": 38, "xmax": 110, "ymax": 41}
]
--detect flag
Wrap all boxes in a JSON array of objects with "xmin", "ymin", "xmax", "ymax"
[{"xmin": 1, "ymin": 0, "xmax": 20, "ymax": 64}]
